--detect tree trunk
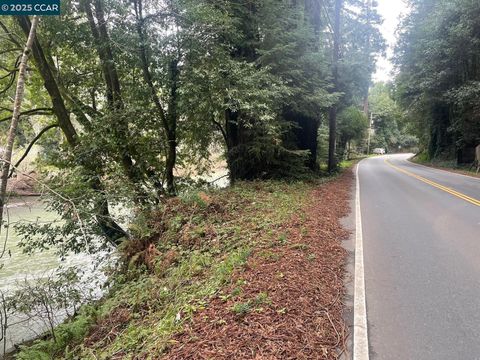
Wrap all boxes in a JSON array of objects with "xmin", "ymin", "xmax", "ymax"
[
  {"xmin": 16, "ymin": 16, "xmax": 126, "ymax": 242},
  {"xmin": 133, "ymin": 0, "xmax": 175, "ymax": 195},
  {"xmin": 165, "ymin": 135, "xmax": 176, "ymax": 195},
  {"xmin": 90, "ymin": 0, "xmax": 123, "ymax": 106},
  {"xmin": 328, "ymin": 0, "xmax": 343, "ymax": 173},
  {"xmin": 363, "ymin": 95, "xmax": 369, "ymax": 115},
  {"xmin": 225, "ymin": 109, "xmax": 240, "ymax": 183},
  {"xmin": 0, "ymin": 16, "xmax": 39, "ymax": 240},
  {"xmin": 83, "ymin": 0, "xmax": 144, "ymax": 192},
  {"xmin": 363, "ymin": 0, "xmax": 372, "ymax": 116},
  {"xmin": 165, "ymin": 59, "xmax": 179, "ymax": 195},
  {"xmin": 17, "ymin": 17, "xmax": 78, "ymax": 145},
  {"xmin": 283, "ymin": 109, "xmax": 319, "ymax": 170}
]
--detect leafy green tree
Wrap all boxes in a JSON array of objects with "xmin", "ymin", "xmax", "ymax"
[
  {"xmin": 0, "ymin": 16, "xmax": 39, "ymax": 266},
  {"xmin": 0, "ymin": 0, "xmax": 383, "ymax": 255},
  {"xmin": 326, "ymin": 0, "xmax": 384, "ymax": 169},
  {"xmin": 369, "ymin": 82, "xmax": 418, "ymax": 152},
  {"xmin": 337, "ymin": 106, "xmax": 368, "ymax": 158},
  {"xmin": 395, "ymin": 0, "xmax": 480, "ymax": 161}
]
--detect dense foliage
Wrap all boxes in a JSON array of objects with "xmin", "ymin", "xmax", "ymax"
[
  {"xmin": 0, "ymin": 0, "xmax": 382, "ymax": 252},
  {"xmin": 395, "ymin": 0, "xmax": 480, "ymax": 162},
  {"xmin": 0, "ymin": 1, "xmax": 385, "ymax": 356},
  {"xmin": 369, "ymin": 82, "xmax": 418, "ymax": 152}
]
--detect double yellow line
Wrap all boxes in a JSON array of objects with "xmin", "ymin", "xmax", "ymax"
[{"xmin": 384, "ymin": 159, "xmax": 480, "ymax": 207}]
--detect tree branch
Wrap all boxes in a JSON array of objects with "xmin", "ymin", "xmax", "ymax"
[
  {"xmin": 0, "ymin": 69, "xmax": 18, "ymax": 81},
  {"xmin": 8, "ymin": 123, "xmax": 59, "ymax": 178},
  {"xmin": 212, "ymin": 117, "xmax": 228, "ymax": 145},
  {"xmin": 0, "ymin": 107, "xmax": 53, "ymax": 123},
  {"xmin": 1, "ymin": 158, "xmax": 89, "ymax": 247},
  {"xmin": 0, "ymin": 20, "xmax": 21, "ymax": 48},
  {"xmin": 0, "ymin": 57, "xmax": 19, "ymax": 97},
  {"xmin": 133, "ymin": 0, "xmax": 169, "ymax": 132}
]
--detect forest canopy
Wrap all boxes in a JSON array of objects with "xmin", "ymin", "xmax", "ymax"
[
  {"xmin": 0, "ymin": 0, "xmax": 383, "ymax": 253},
  {"xmin": 395, "ymin": 0, "xmax": 480, "ymax": 162}
]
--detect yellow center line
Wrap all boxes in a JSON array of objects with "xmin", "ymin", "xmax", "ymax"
[{"xmin": 384, "ymin": 159, "xmax": 480, "ymax": 207}]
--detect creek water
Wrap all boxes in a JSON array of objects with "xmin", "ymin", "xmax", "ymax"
[
  {"xmin": 0, "ymin": 197, "xmax": 103, "ymax": 356},
  {"xmin": 0, "ymin": 169, "xmax": 230, "ymax": 356},
  {"xmin": 1, "ymin": 198, "xmax": 58, "ymax": 290}
]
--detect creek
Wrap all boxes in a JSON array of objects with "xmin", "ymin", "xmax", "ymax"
[{"xmin": 0, "ymin": 197, "xmax": 104, "ymax": 356}]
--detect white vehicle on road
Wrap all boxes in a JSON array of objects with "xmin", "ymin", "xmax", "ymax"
[{"xmin": 372, "ymin": 148, "xmax": 386, "ymax": 155}]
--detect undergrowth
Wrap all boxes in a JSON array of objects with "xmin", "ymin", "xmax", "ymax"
[
  {"xmin": 16, "ymin": 179, "xmax": 324, "ymax": 359},
  {"xmin": 411, "ymin": 152, "xmax": 479, "ymax": 176}
]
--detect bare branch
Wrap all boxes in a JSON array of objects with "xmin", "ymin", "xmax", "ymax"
[
  {"xmin": 0, "ymin": 204, "xmax": 9, "ymax": 260},
  {"xmin": 0, "ymin": 108, "xmax": 53, "ymax": 123},
  {"xmin": 0, "ymin": 158, "xmax": 88, "ymax": 247},
  {"xmin": 8, "ymin": 123, "xmax": 59, "ymax": 178},
  {"xmin": 0, "ymin": 68, "xmax": 17, "ymax": 97},
  {"xmin": 211, "ymin": 117, "xmax": 228, "ymax": 145},
  {"xmin": 0, "ymin": 69, "xmax": 18, "ymax": 81},
  {"xmin": 0, "ymin": 20, "xmax": 21, "ymax": 48}
]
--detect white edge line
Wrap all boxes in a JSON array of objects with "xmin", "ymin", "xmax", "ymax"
[
  {"xmin": 406, "ymin": 155, "xmax": 480, "ymax": 181},
  {"xmin": 353, "ymin": 159, "xmax": 369, "ymax": 360}
]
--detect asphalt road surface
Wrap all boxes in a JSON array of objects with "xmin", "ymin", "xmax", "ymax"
[{"xmin": 359, "ymin": 154, "xmax": 480, "ymax": 360}]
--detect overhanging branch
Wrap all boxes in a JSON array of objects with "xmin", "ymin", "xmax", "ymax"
[
  {"xmin": 8, "ymin": 123, "xmax": 59, "ymax": 178},
  {"xmin": 0, "ymin": 20, "xmax": 22, "ymax": 48},
  {"xmin": 0, "ymin": 107, "xmax": 53, "ymax": 123}
]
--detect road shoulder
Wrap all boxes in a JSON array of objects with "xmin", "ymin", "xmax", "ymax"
[
  {"xmin": 407, "ymin": 156, "xmax": 480, "ymax": 180},
  {"xmin": 163, "ymin": 170, "xmax": 354, "ymax": 359}
]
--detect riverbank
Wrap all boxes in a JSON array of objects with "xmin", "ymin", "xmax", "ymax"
[
  {"xmin": 16, "ymin": 169, "xmax": 353, "ymax": 359},
  {"xmin": 5, "ymin": 172, "xmax": 40, "ymax": 196}
]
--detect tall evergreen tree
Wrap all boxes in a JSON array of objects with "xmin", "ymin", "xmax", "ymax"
[{"xmin": 396, "ymin": 0, "xmax": 480, "ymax": 162}]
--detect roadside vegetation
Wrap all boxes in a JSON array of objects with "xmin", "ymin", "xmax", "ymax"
[
  {"xmin": 368, "ymin": 82, "xmax": 418, "ymax": 154},
  {"xmin": 14, "ymin": 168, "xmax": 353, "ymax": 359},
  {"xmin": 410, "ymin": 153, "xmax": 480, "ymax": 178},
  {"xmin": 395, "ymin": 0, "xmax": 480, "ymax": 164},
  {"xmin": 0, "ymin": 0, "xmax": 383, "ymax": 357}
]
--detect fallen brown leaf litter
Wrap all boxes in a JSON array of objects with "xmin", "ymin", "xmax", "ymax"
[{"xmin": 162, "ymin": 169, "xmax": 354, "ymax": 360}]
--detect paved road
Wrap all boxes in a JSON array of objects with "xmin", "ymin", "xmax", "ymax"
[{"xmin": 359, "ymin": 154, "xmax": 480, "ymax": 360}]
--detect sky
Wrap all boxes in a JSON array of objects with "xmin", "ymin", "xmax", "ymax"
[{"xmin": 373, "ymin": 0, "xmax": 410, "ymax": 82}]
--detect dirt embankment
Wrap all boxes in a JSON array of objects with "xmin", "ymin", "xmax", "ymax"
[
  {"xmin": 14, "ymin": 168, "xmax": 355, "ymax": 359},
  {"xmin": 6, "ymin": 171, "xmax": 39, "ymax": 196},
  {"xmin": 164, "ymin": 170, "xmax": 353, "ymax": 360}
]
